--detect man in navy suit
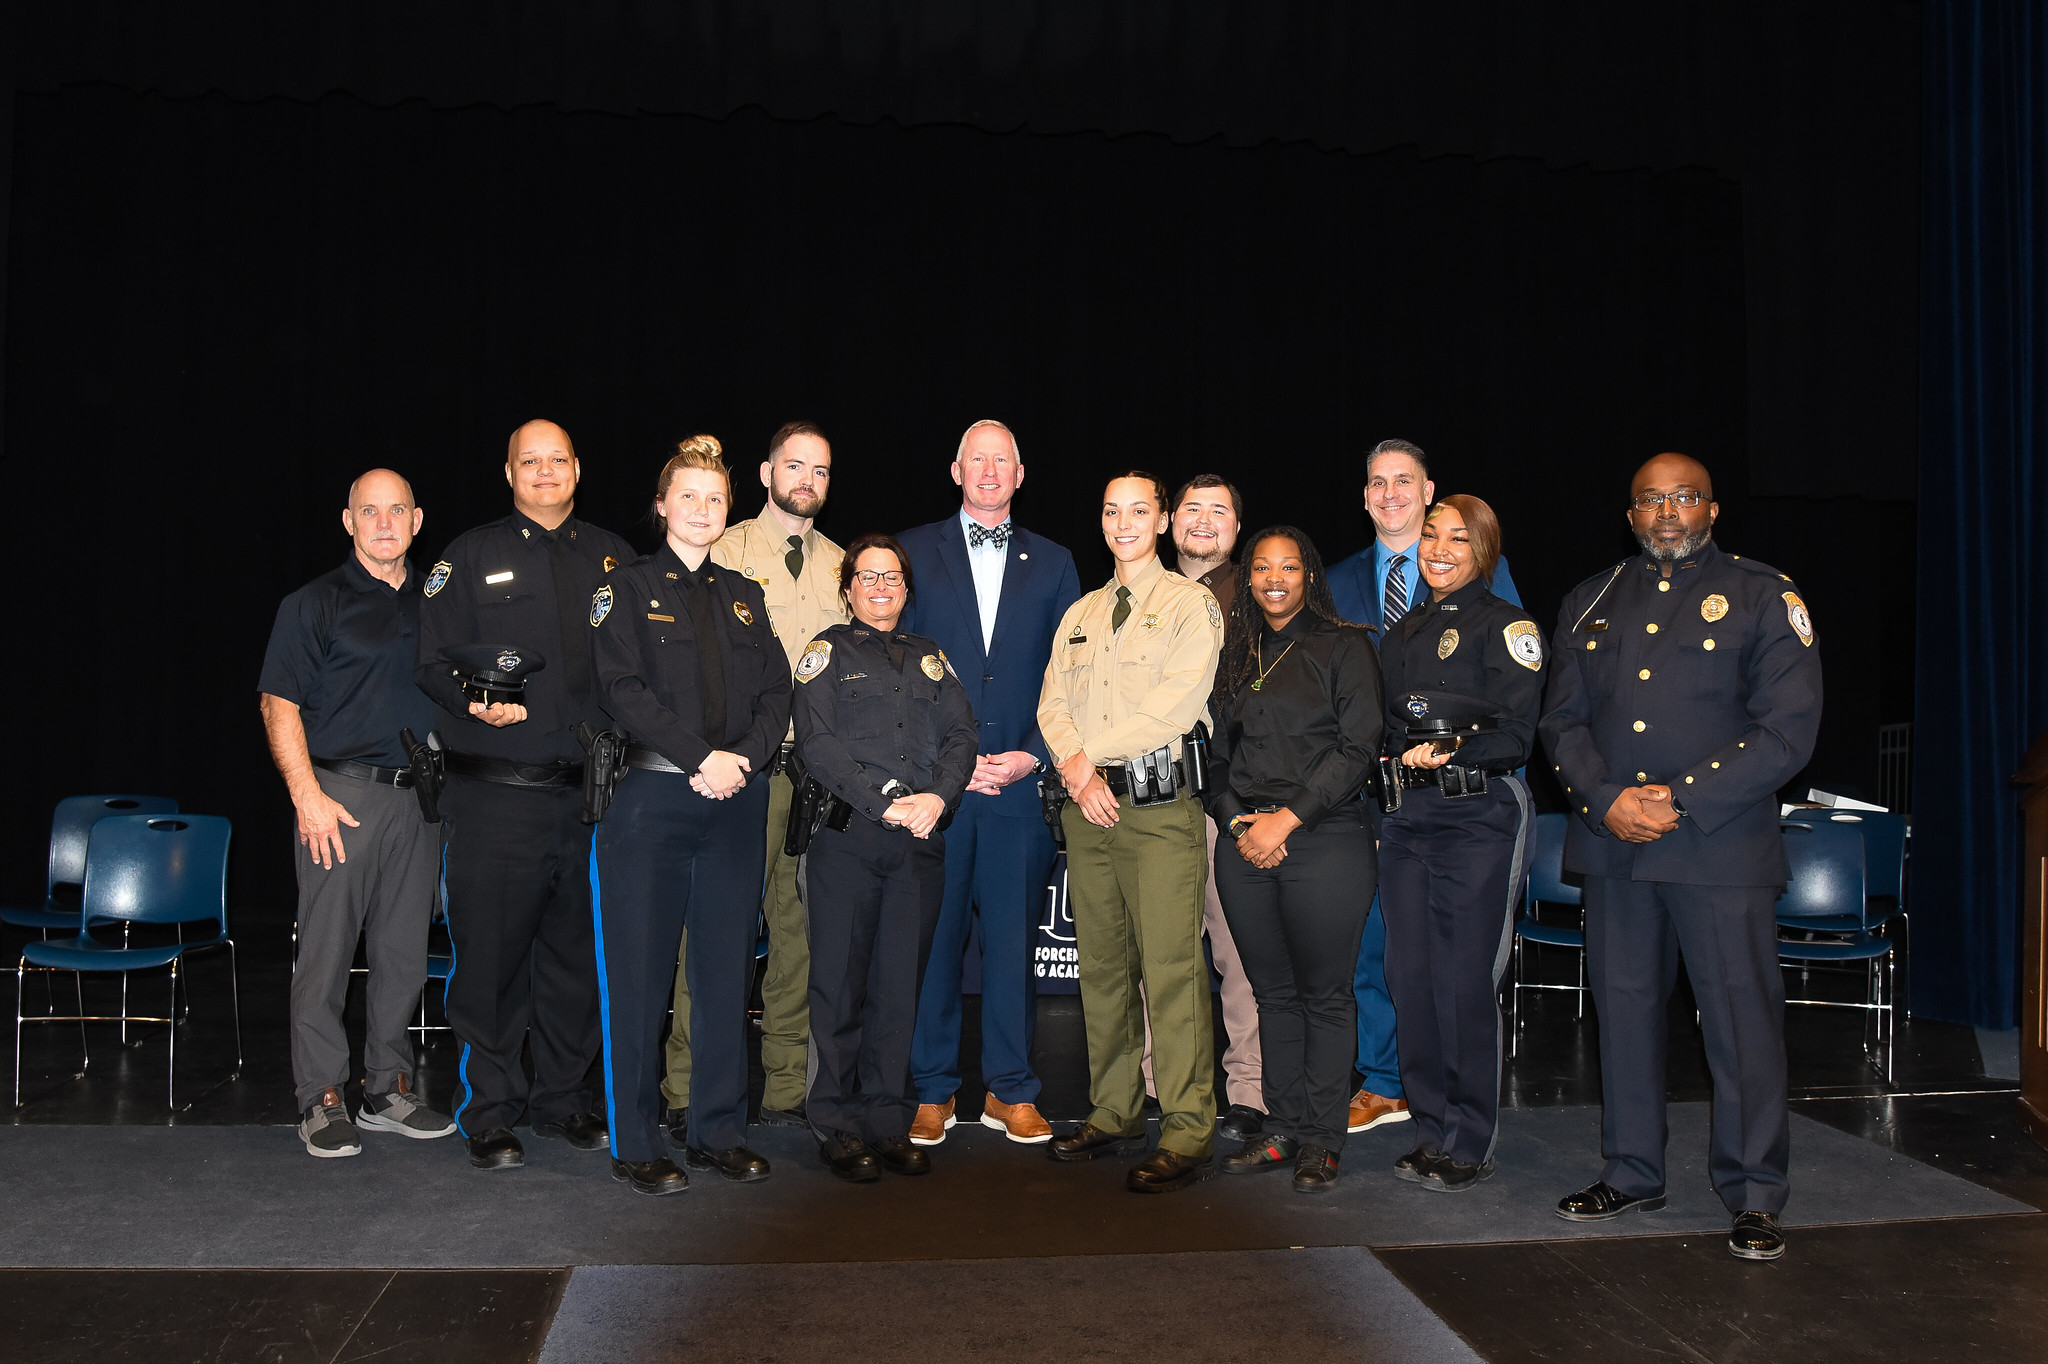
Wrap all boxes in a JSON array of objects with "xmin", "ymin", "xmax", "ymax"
[
  {"xmin": 1326, "ymin": 438, "xmax": 1521, "ymax": 1138},
  {"xmin": 900, "ymin": 420, "xmax": 1082, "ymax": 1146}
]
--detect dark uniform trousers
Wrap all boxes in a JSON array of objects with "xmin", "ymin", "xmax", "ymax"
[
  {"xmin": 1213, "ymin": 805, "xmax": 1376, "ymax": 1151},
  {"xmin": 440, "ymin": 775, "xmax": 599, "ymax": 1136},
  {"xmin": 591, "ymin": 769, "xmax": 768, "ymax": 1163},
  {"xmin": 804, "ymin": 814, "xmax": 947, "ymax": 1143},
  {"xmin": 1379, "ymin": 777, "xmax": 1533, "ymax": 1167},
  {"xmin": 1585, "ymin": 877, "xmax": 1790, "ymax": 1215}
]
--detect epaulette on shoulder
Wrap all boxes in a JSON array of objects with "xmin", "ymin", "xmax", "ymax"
[
  {"xmin": 1725, "ymin": 553, "xmax": 1792, "ymax": 584},
  {"xmin": 629, "ymin": 553, "xmax": 656, "ymax": 568}
]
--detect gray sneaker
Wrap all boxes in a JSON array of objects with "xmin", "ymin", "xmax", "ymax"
[
  {"xmin": 358, "ymin": 1074, "xmax": 457, "ymax": 1139},
  {"xmin": 300, "ymin": 1088, "xmax": 363, "ymax": 1158}
]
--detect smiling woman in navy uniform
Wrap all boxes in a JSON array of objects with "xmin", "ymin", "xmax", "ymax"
[
  {"xmin": 1377, "ymin": 494, "xmax": 1545, "ymax": 1193},
  {"xmin": 791, "ymin": 534, "xmax": 978, "ymax": 1182},
  {"xmin": 1539, "ymin": 453, "xmax": 1821, "ymax": 1263},
  {"xmin": 588, "ymin": 436, "xmax": 791, "ymax": 1195}
]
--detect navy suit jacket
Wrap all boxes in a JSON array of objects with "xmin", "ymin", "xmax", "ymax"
[
  {"xmin": 1329, "ymin": 543, "xmax": 1521, "ymax": 636},
  {"xmin": 899, "ymin": 516, "xmax": 1082, "ymax": 820}
]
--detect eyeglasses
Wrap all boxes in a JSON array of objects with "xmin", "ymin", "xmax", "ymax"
[
  {"xmin": 852, "ymin": 570, "xmax": 905, "ymax": 587},
  {"xmin": 1631, "ymin": 490, "xmax": 1706, "ymax": 512}
]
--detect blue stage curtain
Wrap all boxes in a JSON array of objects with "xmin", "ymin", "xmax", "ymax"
[{"xmin": 1915, "ymin": 1, "xmax": 2048, "ymax": 1027}]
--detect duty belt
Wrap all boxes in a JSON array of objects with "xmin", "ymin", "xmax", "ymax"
[
  {"xmin": 312, "ymin": 757, "xmax": 413, "ymax": 789},
  {"xmin": 444, "ymin": 751, "xmax": 584, "ymax": 788},
  {"xmin": 623, "ymin": 746, "xmax": 688, "ymax": 775},
  {"xmin": 1395, "ymin": 763, "xmax": 1507, "ymax": 798}
]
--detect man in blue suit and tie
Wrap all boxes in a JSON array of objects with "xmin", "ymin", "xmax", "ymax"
[
  {"xmin": 1326, "ymin": 438, "xmax": 1521, "ymax": 1136},
  {"xmin": 900, "ymin": 420, "xmax": 1082, "ymax": 1146}
]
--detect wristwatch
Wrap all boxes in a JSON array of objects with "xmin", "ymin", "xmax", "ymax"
[{"xmin": 1030, "ymin": 756, "xmax": 1047, "ymax": 776}]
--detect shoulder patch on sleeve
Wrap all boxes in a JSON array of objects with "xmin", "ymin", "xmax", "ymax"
[
  {"xmin": 590, "ymin": 584, "xmax": 614, "ymax": 626},
  {"xmin": 1782, "ymin": 592, "xmax": 1813, "ymax": 646},
  {"xmin": 424, "ymin": 561, "xmax": 452, "ymax": 598},
  {"xmin": 796, "ymin": 640, "xmax": 832, "ymax": 683},
  {"xmin": 1205, "ymin": 595, "xmax": 1223, "ymax": 630},
  {"xmin": 1504, "ymin": 619, "xmax": 1544, "ymax": 670}
]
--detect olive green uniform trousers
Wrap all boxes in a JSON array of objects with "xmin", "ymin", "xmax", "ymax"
[
  {"xmin": 661, "ymin": 767, "xmax": 811, "ymax": 1112},
  {"xmin": 1063, "ymin": 791, "xmax": 1216, "ymax": 1158}
]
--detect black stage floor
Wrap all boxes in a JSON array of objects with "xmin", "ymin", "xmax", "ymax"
[{"xmin": 5, "ymin": 911, "xmax": 2046, "ymax": 1363}]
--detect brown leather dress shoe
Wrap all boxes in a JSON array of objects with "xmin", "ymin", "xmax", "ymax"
[
  {"xmin": 981, "ymin": 1095, "xmax": 1054, "ymax": 1144},
  {"xmin": 1127, "ymin": 1149, "xmax": 1213, "ymax": 1194},
  {"xmin": 1047, "ymin": 1122, "xmax": 1146, "ymax": 1163},
  {"xmin": 1347, "ymin": 1089, "xmax": 1410, "ymax": 1133},
  {"xmin": 910, "ymin": 1097, "xmax": 956, "ymax": 1146}
]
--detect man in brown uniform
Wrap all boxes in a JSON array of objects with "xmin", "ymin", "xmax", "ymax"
[
  {"xmin": 1040, "ymin": 471, "xmax": 1225, "ymax": 1193},
  {"xmin": 661, "ymin": 422, "xmax": 848, "ymax": 1141}
]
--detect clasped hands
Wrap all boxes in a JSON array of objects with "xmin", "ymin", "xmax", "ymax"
[
  {"xmin": 689, "ymin": 750, "xmax": 752, "ymax": 800},
  {"xmin": 966, "ymin": 750, "xmax": 1038, "ymax": 796},
  {"xmin": 1603, "ymin": 785, "xmax": 1680, "ymax": 843}
]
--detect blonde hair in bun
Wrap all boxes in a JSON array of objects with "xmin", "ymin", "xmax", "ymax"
[{"xmin": 654, "ymin": 434, "xmax": 731, "ymax": 528}]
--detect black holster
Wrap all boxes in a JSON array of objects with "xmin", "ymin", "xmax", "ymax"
[
  {"xmin": 575, "ymin": 722, "xmax": 628, "ymax": 824},
  {"xmin": 398, "ymin": 728, "xmax": 447, "ymax": 823},
  {"xmin": 1181, "ymin": 722, "xmax": 1211, "ymax": 798},
  {"xmin": 1039, "ymin": 777, "xmax": 1069, "ymax": 849},
  {"xmin": 786, "ymin": 771, "xmax": 853, "ymax": 858}
]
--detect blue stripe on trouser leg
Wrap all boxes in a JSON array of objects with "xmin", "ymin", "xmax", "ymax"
[
  {"xmin": 436, "ymin": 833, "xmax": 474, "ymax": 1139},
  {"xmin": 589, "ymin": 836, "xmax": 620, "ymax": 1152}
]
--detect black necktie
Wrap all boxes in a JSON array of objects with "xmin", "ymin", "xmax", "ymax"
[
  {"xmin": 1383, "ymin": 554, "xmax": 1411, "ymax": 631},
  {"xmin": 785, "ymin": 534, "xmax": 805, "ymax": 581},
  {"xmin": 1111, "ymin": 585, "xmax": 1133, "ymax": 632},
  {"xmin": 687, "ymin": 570, "xmax": 728, "ymax": 744},
  {"xmin": 885, "ymin": 633, "xmax": 909, "ymax": 673},
  {"xmin": 545, "ymin": 529, "xmax": 592, "ymax": 703},
  {"xmin": 968, "ymin": 522, "xmax": 1013, "ymax": 549}
]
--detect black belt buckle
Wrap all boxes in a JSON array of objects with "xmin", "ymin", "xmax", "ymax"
[{"xmin": 1437, "ymin": 765, "xmax": 1488, "ymax": 799}]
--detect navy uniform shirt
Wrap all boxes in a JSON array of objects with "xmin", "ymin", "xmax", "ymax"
[
  {"xmin": 1380, "ymin": 579, "xmax": 1547, "ymax": 772},
  {"xmin": 589, "ymin": 544, "xmax": 791, "ymax": 774},
  {"xmin": 414, "ymin": 510, "xmax": 636, "ymax": 764},
  {"xmin": 1206, "ymin": 613, "xmax": 1384, "ymax": 830},
  {"xmin": 260, "ymin": 555, "xmax": 439, "ymax": 768},
  {"xmin": 790, "ymin": 622, "xmax": 979, "ymax": 825},
  {"xmin": 1538, "ymin": 541, "xmax": 1822, "ymax": 887}
]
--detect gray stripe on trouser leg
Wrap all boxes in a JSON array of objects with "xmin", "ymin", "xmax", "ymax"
[{"xmin": 1483, "ymin": 776, "xmax": 1534, "ymax": 1163}]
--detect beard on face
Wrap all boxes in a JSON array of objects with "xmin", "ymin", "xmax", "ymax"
[
  {"xmin": 1635, "ymin": 525, "xmax": 1713, "ymax": 561},
  {"xmin": 772, "ymin": 484, "xmax": 824, "ymax": 519}
]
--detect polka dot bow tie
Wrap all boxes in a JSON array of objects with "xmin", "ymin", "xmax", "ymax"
[{"xmin": 968, "ymin": 522, "xmax": 1013, "ymax": 549}]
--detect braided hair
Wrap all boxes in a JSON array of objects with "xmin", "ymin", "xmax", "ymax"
[{"xmin": 1216, "ymin": 525, "xmax": 1345, "ymax": 701}]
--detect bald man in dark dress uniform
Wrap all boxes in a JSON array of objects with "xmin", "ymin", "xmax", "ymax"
[{"xmin": 1539, "ymin": 453, "xmax": 1822, "ymax": 1263}]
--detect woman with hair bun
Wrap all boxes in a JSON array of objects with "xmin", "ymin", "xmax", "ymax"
[
  {"xmin": 588, "ymin": 436, "xmax": 791, "ymax": 1196},
  {"xmin": 1376, "ymin": 494, "xmax": 1546, "ymax": 1193}
]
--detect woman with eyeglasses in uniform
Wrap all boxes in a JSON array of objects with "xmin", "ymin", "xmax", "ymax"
[
  {"xmin": 1205, "ymin": 526, "xmax": 1384, "ymax": 1192},
  {"xmin": 790, "ymin": 534, "xmax": 978, "ymax": 1182},
  {"xmin": 1377, "ymin": 494, "xmax": 1546, "ymax": 1192}
]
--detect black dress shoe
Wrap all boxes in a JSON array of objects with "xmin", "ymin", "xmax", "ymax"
[
  {"xmin": 1555, "ymin": 1180, "xmax": 1668, "ymax": 1222},
  {"xmin": 1293, "ymin": 1145, "xmax": 1340, "ymax": 1194},
  {"xmin": 1728, "ymin": 1210, "xmax": 1786, "ymax": 1261},
  {"xmin": 1217, "ymin": 1104, "xmax": 1267, "ymax": 1142},
  {"xmin": 1417, "ymin": 1154, "xmax": 1495, "ymax": 1192},
  {"xmin": 1393, "ymin": 1145, "xmax": 1444, "ymax": 1184},
  {"xmin": 684, "ymin": 1144, "xmax": 771, "ymax": 1182},
  {"xmin": 869, "ymin": 1135, "xmax": 932, "ymax": 1176},
  {"xmin": 533, "ymin": 1111, "xmax": 609, "ymax": 1151},
  {"xmin": 755, "ymin": 1102, "xmax": 808, "ymax": 1129},
  {"xmin": 661, "ymin": 1106, "xmax": 689, "ymax": 1151},
  {"xmin": 1220, "ymin": 1134, "xmax": 1299, "ymax": 1175},
  {"xmin": 1047, "ymin": 1122, "xmax": 1147, "ymax": 1163},
  {"xmin": 1127, "ymin": 1148, "xmax": 1213, "ymax": 1194},
  {"xmin": 466, "ymin": 1127, "xmax": 524, "ymax": 1170},
  {"xmin": 611, "ymin": 1156, "xmax": 688, "ymax": 1196},
  {"xmin": 819, "ymin": 1134, "xmax": 881, "ymax": 1183}
]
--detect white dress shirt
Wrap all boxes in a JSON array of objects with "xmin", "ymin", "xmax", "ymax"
[{"xmin": 960, "ymin": 509, "xmax": 1008, "ymax": 653}]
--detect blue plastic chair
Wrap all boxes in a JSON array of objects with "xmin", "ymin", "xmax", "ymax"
[
  {"xmin": 2, "ymin": 795, "xmax": 181, "ymax": 931},
  {"xmin": 15, "ymin": 815, "xmax": 241, "ymax": 1110},
  {"xmin": 1510, "ymin": 812, "xmax": 1585, "ymax": 1058},
  {"xmin": 1775, "ymin": 819, "xmax": 1896, "ymax": 1079}
]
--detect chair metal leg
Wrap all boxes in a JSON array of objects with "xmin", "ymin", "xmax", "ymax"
[
  {"xmin": 226, "ymin": 940, "xmax": 244, "ymax": 1075},
  {"xmin": 13, "ymin": 958, "xmax": 22, "ymax": 1108},
  {"xmin": 1575, "ymin": 942, "xmax": 1586, "ymax": 1019},
  {"xmin": 1510, "ymin": 935, "xmax": 1523, "ymax": 1059},
  {"xmin": 166, "ymin": 961, "xmax": 178, "ymax": 1111},
  {"xmin": 73, "ymin": 972, "xmax": 86, "ymax": 1059},
  {"xmin": 120, "ymin": 923, "xmax": 131, "ymax": 1045}
]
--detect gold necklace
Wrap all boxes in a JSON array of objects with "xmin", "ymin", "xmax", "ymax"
[{"xmin": 1250, "ymin": 637, "xmax": 1295, "ymax": 691}]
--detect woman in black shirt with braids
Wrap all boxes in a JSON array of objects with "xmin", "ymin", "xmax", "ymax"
[{"xmin": 1205, "ymin": 526, "xmax": 1384, "ymax": 1192}]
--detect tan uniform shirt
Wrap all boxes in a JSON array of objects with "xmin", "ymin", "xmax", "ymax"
[
  {"xmin": 713, "ymin": 516, "xmax": 850, "ymax": 738},
  {"xmin": 1038, "ymin": 554, "xmax": 1223, "ymax": 765}
]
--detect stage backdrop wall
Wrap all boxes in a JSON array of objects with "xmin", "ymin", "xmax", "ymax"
[{"xmin": 3, "ymin": 83, "xmax": 1909, "ymax": 926}]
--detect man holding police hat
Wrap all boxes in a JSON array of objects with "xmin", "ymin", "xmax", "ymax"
[
  {"xmin": 1039, "ymin": 470, "xmax": 1224, "ymax": 1193},
  {"xmin": 659, "ymin": 421, "xmax": 847, "ymax": 1143},
  {"xmin": 260, "ymin": 469, "xmax": 453, "ymax": 1158},
  {"xmin": 416, "ymin": 419, "xmax": 635, "ymax": 1171},
  {"xmin": 1539, "ymin": 452, "xmax": 1821, "ymax": 1262}
]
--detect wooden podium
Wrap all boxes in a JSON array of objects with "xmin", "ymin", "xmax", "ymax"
[{"xmin": 2017, "ymin": 731, "xmax": 2048, "ymax": 1150}]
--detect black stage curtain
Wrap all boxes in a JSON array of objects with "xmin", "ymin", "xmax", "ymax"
[
  {"xmin": 1914, "ymin": 1, "xmax": 2047, "ymax": 1028},
  {"xmin": 5, "ymin": 83, "xmax": 1909, "ymax": 917}
]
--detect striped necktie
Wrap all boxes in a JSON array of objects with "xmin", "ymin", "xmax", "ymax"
[{"xmin": 1383, "ymin": 554, "xmax": 1411, "ymax": 630}]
